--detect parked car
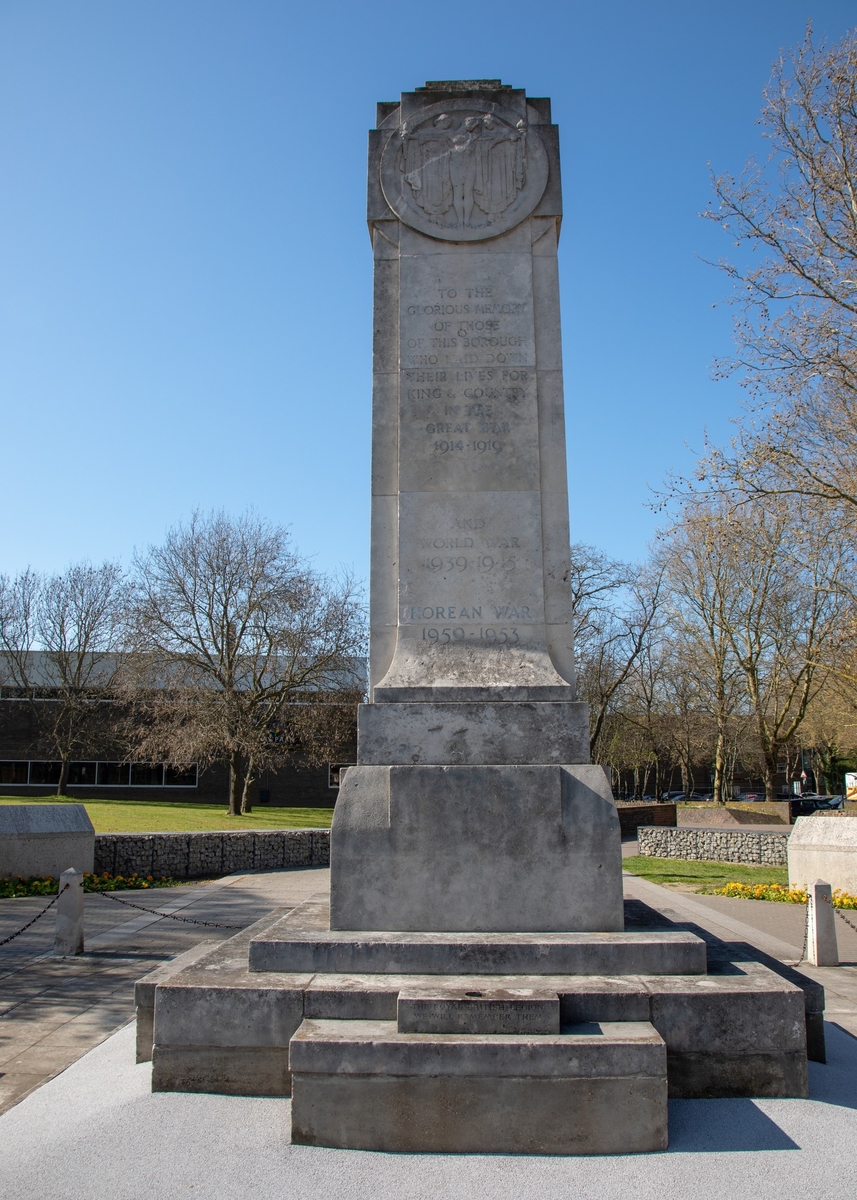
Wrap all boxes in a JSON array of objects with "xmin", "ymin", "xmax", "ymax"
[
  {"xmin": 737, "ymin": 792, "xmax": 765, "ymax": 802},
  {"xmin": 790, "ymin": 795, "xmax": 844, "ymax": 817}
]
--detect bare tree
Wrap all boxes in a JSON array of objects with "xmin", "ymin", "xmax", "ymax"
[
  {"xmin": 658, "ymin": 504, "xmax": 747, "ymax": 802},
  {"xmin": 0, "ymin": 562, "xmax": 130, "ymax": 793},
  {"xmin": 569, "ymin": 543, "xmax": 662, "ymax": 759},
  {"xmin": 709, "ymin": 497, "xmax": 845, "ymax": 799},
  {"xmin": 130, "ymin": 511, "xmax": 366, "ymax": 815},
  {"xmin": 699, "ymin": 26, "xmax": 857, "ymax": 515}
]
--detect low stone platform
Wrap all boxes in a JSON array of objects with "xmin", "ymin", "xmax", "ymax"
[
  {"xmin": 248, "ymin": 896, "xmax": 707, "ymax": 976},
  {"xmin": 141, "ymin": 895, "xmax": 810, "ymax": 1109},
  {"xmin": 289, "ymin": 1018, "xmax": 668, "ymax": 1154}
]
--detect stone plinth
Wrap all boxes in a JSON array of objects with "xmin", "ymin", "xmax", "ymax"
[
  {"xmin": 331, "ymin": 763, "xmax": 623, "ymax": 932},
  {"xmin": 0, "ymin": 804, "xmax": 94, "ymax": 878}
]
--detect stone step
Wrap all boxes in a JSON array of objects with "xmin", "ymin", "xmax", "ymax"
[
  {"xmin": 289, "ymin": 1017, "xmax": 669, "ymax": 1154},
  {"xmin": 248, "ymin": 896, "xmax": 708, "ymax": 977},
  {"xmin": 396, "ymin": 983, "xmax": 560, "ymax": 1034},
  {"xmin": 148, "ymin": 931, "xmax": 809, "ymax": 1102}
]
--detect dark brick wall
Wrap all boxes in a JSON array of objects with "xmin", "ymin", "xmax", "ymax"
[
  {"xmin": 0, "ymin": 698, "xmax": 353, "ymax": 808},
  {"xmin": 616, "ymin": 803, "xmax": 677, "ymax": 837}
]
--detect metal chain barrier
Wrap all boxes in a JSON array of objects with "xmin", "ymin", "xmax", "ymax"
[
  {"xmin": 794, "ymin": 899, "xmax": 810, "ymax": 966},
  {"xmin": 94, "ymin": 890, "xmax": 243, "ymax": 929},
  {"xmin": 0, "ymin": 883, "xmax": 69, "ymax": 948},
  {"xmin": 833, "ymin": 905, "xmax": 857, "ymax": 937}
]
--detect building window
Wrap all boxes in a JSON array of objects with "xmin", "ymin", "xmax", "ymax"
[
  {"xmin": 97, "ymin": 762, "xmax": 130, "ymax": 786},
  {"xmin": 0, "ymin": 761, "xmax": 28, "ymax": 784},
  {"xmin": 328, "ymin": 763, "xmax": 355, "ymax": 788},
  {"xmin": 130, "ymin": 764, "xmax": 165, "ymax": 787},
  {"xmin": 164, "ymin": 764, "xmax": 198, "ymax": 787},
  {"xmin": 0, "ymin": 760, "xmax": 198, "ymax": 788},
  {"xmin": 67, "ymin": 762, "xmax": 97, "ymax": 786},
  {"xmin": 29, "ymin": 762, "xmax": 62, "ymax": 785}
]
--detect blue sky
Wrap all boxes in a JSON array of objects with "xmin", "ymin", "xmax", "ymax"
[{"xmin": 1, "ymin": 0, "xmax": 855, "ymax": 582}]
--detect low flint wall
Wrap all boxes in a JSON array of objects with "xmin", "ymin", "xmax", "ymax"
[
  {"xmin": 616, "ymin": 804, "xmax": 676, "ymax": 838},
  {"xmin": 93, "ymin": 830, "xmax": 330, "ymax": 880},
  {"xmin": 637, "ymin": 825, "xmax": 789, "ymax": 866}
]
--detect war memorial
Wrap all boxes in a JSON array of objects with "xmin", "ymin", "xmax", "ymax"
[{"xmin": 140, "ymin": 81, "xmax": 813, "ymax": 1156}]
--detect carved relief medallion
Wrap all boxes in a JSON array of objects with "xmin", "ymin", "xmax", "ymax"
[{"xmin": 380, "ymin": 100, "xmax": 549, "ymax": 241}]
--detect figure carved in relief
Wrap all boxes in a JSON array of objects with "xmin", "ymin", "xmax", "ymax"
[
  {"xmin": 448, "ymin": 116, "xmax": 483, "ymax": 225},
  {"xmin": 402, "ymin": 114, "xmax": 453, "ymax": 216},
  {"xmin": 399, "ymin": 112, "xmax": 528, "ymax": 228},
  {"xmin": 474, "ymin": 115, "xmax": 527, "ymax": 217}
]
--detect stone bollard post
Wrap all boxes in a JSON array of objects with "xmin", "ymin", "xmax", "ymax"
[
  {"xmin": 54, "ymin": 867, "xmax": 84, "ymax": 956},
  {"xmin": 806, "ymin": 879, "xmax": 839, "ymax": 967}
]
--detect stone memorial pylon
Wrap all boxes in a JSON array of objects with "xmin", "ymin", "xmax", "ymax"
[
  {"xmin": 332, "ymin": 79, "xmax": 622, "ymax": 933},
  {"xmin": 142, "ymin": 83, "xmax": 814, "ymax": 1160}
]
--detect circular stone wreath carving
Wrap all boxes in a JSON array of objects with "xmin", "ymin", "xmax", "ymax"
[{"xmin": 380, "ymin": 100, "xmax": 549, "ymax": 242}]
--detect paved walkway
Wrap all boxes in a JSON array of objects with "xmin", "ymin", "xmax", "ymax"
[
  {"xmin": 0, "ymin": 868, "xmax": 328, "ymax": 1114},
  {"xmin": 1, "ymin": 1020, "xmax": 855, "ymax": 1199}
]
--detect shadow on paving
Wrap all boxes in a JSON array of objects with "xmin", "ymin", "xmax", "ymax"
[
  {"xmin": 0, "ymin": 869, "xmax": 325, "ymax": 1115},
  {"xmin": 668, "ymin": 1099, "xmax": 800, "ymax": 1152},
  {"xmin": 624, "ymin": 898, "xmax": 821, "ymax": 1003}
]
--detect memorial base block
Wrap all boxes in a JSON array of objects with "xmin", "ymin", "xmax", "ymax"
[{"xmin": 330, "ymin": 763, "xmax": 624, "ymax": 933}]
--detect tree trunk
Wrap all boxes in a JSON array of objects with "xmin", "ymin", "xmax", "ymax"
[
  {"xmin": 240, "ymin": 757, "xmax": 255, "ymax": 814},
  {"xmin": 713, "ymin": 729, "xmax": 726, "ymax": 804},
  {"xmin": 762, "ymin": 751, "xmax": 778, "ymax": 802},
  {"xmin": 228, "ymin": 752, "xmax": 245, "ymax": 816},
  {"xmin": 57, "ymin": 759, "xmax": 70, "ymax": 796}
]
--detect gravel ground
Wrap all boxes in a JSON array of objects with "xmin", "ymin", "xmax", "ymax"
[{"xmin": 0, "ymin": 1021, "xmax": 855, "ymax": 1200}]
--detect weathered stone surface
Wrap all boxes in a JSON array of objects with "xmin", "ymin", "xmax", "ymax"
[
  {"xmin": 292, "ymin": 1073, "xmax": 668, "ymax": 1154},
  {"xmin": 357, "ymin": 700, "xmax": 589, "ymax": 764},
  {"xmin": 665, "ymin": 1051, "xmax": 809, "ymax": 1099},
  {"xmin": 152, "ymin": 1045, "xmax": 290, "ymax": 1097},
  {"xmin": 290, "ymin": 1019, "xmax": 668, "ymax": 1154},
  {"xmin": 138, "ymin": 78, "xmax": 815, "ymax": 1146},
  {"xmin": 250, "ymin": 896, "xmax": 706, "ymax": 976},
  {"xmin": 396, "ymin": 984, "xmax": 560, "ymax": 1034},
  {"xmin": 0, "ymin": 804, "xmax": 94, "ymax": 878},
  {"xmin": 290, "ymin": 1017, "xmax": 664, "ymax": 1077},
  {"xmin": 53, "ymin": 867, "xmax": 84, "ymax": 957},
  {"xmin": 788, "ymin": 814, "xmax": 857, "ymax": 894},
  {"xmin": 150, "ymin": 908, "xmax": 307, "ymax": 1094},
  {"xmin": 806, "ymin": 879, "xmax": 839, "ymax": 966},
  {"xmin": 135, "ymin": 940, "xmax": 216, "ymax": 1062},
  {"xmin": 367, "ymin": 193, "xmax": 574, "ymax": 696},
  {"xmin": 155, "ymin": 979, "xmax": 308, "ymax": 1050},
  {"xmin": 330, "ymin": 764, "xmax": 624, "ymax": 932},
  {"xmin": 638, "ymin": 825, "xmax": 789, "ymax": 866},
  {"xmin": 144, "ymin": 924, "xmax": 811, "ymax": 1102}
]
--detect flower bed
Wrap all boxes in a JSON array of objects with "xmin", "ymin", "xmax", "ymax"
[
  {"xmin": 712, "ymin": 881, "xmax": 857, "ymax": 908},
  {"xmin": 0, "ymin": 871, "xmax": 183, "ymax": 898}
]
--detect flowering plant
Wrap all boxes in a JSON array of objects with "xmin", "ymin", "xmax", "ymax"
[{"xmin": 712, "ymin": 881, "xmax": 857, "ymax": 908}]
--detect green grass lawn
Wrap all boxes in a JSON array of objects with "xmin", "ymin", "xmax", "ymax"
[
  {"xmin": 623, "ymin": 855, "xmax": 788, "ymax": 890},
  {"xmin": 0, "ymin": 795, "xmax": 333, "ymax": 833}
]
